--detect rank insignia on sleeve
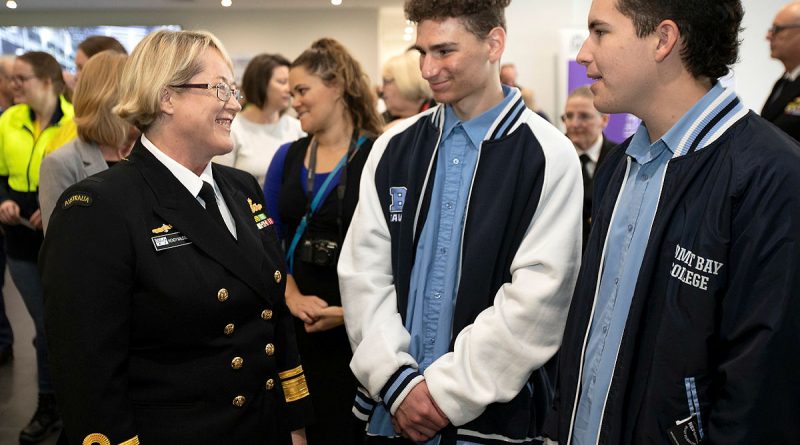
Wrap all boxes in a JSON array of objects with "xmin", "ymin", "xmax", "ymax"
[
  {"xmin": 62, "ymin": 192, "xmax": 92, "ymax": 209},
  {"xmin": 151, "ymin": 224, "xmax": 173, "ymax": 234},
  {"xmin": 247, "ymin": 198, "xmax": 263, "ymax": 213}
]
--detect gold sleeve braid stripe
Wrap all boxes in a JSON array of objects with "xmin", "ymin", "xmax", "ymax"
[
  {"xmin": 281, "ymin": 374, "xmax": 310, "ymax": 402},
  {"xmin": 278, "ymin": 365, "xmax": 304, "ymax": 380},
  {"xmin": 83, "ymin": 434, "xmax": 110, "ymax": 445},
  {"xmin": 82, "ymin": 434, "xmax": 140, "ymax": 445}
]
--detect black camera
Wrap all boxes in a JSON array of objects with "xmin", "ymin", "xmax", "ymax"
[{"xmin": 297, "ymin": 239, "xmax": 339, "ymax": 267}]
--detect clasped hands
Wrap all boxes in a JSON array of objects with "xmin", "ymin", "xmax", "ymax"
[
  {"xmin": 391, "ymin": 381, "xmax": 449, "ymax": 443},
  {"xmin": 284, "ymin": 276, "xmax": 343, "ymax": 333}
]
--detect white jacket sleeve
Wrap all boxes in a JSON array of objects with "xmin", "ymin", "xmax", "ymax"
[{"xmin": 338, "ymin": 124, "xmax": 423, "ymax": 410}]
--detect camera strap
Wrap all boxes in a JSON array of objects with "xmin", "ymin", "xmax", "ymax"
[{"xmin": 285, "ymin": 131, "xmax": 367, "ymax": 273}]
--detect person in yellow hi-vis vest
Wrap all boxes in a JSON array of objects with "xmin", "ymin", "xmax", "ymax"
[{"xmin": 0, "ymin": 50, "xmax": 75, "ymax": 444}]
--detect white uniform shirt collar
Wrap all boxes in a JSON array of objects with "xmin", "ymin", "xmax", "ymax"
[
  {"xmin": 140, "ymin": 134, "xmax": 237, "ymax": 238},
  {"xmin": 577, "ymin": 134, "xmax": 604, "ymax": 164},
  {"xmin": 786, "ymin": 65, "xmax": 800, "ymax": 82},
  {"xmin": 141, "ymin": 134, "xmax": 214, "ymax": 198}
]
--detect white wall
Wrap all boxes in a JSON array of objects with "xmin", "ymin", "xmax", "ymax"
[
  {"xmin": 503, "ymin": 0, "xmax": 788, "ymax": 120},
  {"xmin": 0, "ymin": 8, "xmax": 381, "ymax": 84}
]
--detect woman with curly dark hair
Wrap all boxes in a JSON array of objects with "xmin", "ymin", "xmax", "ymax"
[{"xmin": 263, "ymin": 37, "xmax": 382, "ymax": 444}]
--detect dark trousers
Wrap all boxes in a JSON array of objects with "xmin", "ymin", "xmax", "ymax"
[{"xmin": 0, "ymin": 237, "xmax": 12, "ymax": 352}]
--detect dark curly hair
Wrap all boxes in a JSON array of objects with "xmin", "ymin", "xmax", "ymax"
[
  {"xmin": 292, "ymin": 38, "xmax": 383, "ymax": 136},
  {"xmin": 404, "ymin": 0, "xmax": 511, "ymax": 38},
  {"xmin": 616, "ymin": 0, "xmax": 743, "ymax": 80}
]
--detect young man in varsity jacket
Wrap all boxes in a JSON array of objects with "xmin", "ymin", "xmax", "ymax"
[
  {"xmin": 338, "ymin": 1, "xmax": 583, "ymax": 444},
  {"xmin": 543, "ymin": 0, "xmax": 800, "ymax": 444}
]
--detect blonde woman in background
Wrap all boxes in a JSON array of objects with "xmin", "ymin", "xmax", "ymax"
[
  {"xmin": 40, "ymin": 50, "xmax": 137, "ymax": 233},
  {"xmin": 380, "ymin": 49, "xmax": 434, "ymax": 130},
  {"xmin": 216, "ymin": 53, "xmax": 304, "ymax": 186}
]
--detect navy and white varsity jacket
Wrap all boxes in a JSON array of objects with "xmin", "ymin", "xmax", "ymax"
[
  {"xmin": 339, "ymin": 90, "xmax": 583, "ymax": 444},
  {"xmin": 543, "ymin": 109, "xmax": 800, "ymax": 444}
]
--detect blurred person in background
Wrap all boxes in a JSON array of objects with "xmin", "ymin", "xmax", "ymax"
[
  {"xmin": 263, "ymin": 37, "xmax": 382, "ymax": 444},
  {"xmin": 0, "ymin": 50, "xmax": 75, "ymax": 444},
  {"xmin": 762, "ymin": 2, "xmax": 800, "ymax": 142},
  {"xmin": 74, "ymin": 35, "xmax": 127, "ymax": 79},
  {"xmin": 41, "ymin": 29, "xmax": 311, "ymax": 445},
  {"xmin": 562, "ymin": 85, "xmax": 617, "ymax": 248},
  {"xmin": 500, "ymin": 62, "xmax": 550, "ymax": 122},
  {"xmin": 216, "ymin": 53, "xmax": 304, "ymax": 186},
  {"xmin": 0, "ymin": 55, "xmax": 14, "ymax": 367},
  {"xmin": 40, "ymin": 51, "xmax": 136, "ymax": 233},
  {"xmin": 0, "ymin": 55, "xmax": 14, "ymax": 113},
  {"xmin": 381, "ymin": 49, "xmax": 434, "ymax": 130},
  {"xmin": 64, "ymin": 35, "xmax": 127, "ymax": 101}
]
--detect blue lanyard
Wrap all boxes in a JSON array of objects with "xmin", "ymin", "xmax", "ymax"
[{"xmin": 285, "ymin": 135, "xmax": 367, "ymax": 273}]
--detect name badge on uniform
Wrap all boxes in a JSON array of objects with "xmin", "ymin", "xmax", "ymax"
[{"xmin": 151, "ymin": 227, "xmax": 192, "ymax": 251}]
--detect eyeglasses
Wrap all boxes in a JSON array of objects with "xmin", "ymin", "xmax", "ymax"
[
  {"xmin": 10, "ymin": 74, "xmax": 35, "ymax": 84},
  {"xmin": 768, "ymin": 23, "xmax": 800, "ymax": 35},
  {"xmin": 170, "ymin": 82, "xmax": 243, "ymax": 102}
]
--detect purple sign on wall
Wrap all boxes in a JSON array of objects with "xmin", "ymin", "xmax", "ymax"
[{"xmin": 567, "ymin": 60, "xmax": 639, "ymax": 143}]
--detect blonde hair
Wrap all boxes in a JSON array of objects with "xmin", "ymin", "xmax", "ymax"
[
  {"xmin": 73, "ymin": 51, "xmax": 129, "ymax": 147},
  {"xmin": 382, "ymin": 50, "xmax": 431, "ymax": 103},
  {"xmin": 114, "ymin": 29, "xmax": 232, "ymax": 132}
]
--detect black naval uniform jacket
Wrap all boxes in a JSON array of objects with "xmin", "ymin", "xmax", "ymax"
[
  {"xmin": 543, "ymin": 112, "xmax": 800, "ymax": 444},
  {"xmin": 761, "ymin": 75, "xmax": 800, "ymax": 142},
  {"xmin": 40, "ymin": 142, "xmax": 312, "ymax": 445}
]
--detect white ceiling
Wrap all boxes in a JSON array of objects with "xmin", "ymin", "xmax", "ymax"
[{"xmin": 9, "ymin": 0, "xmax": 404, "ymax": 10}]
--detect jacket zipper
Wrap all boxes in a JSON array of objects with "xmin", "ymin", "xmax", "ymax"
[{"xmin": 566, "ymin": 158, "xmax": 632, "ymax": 445}]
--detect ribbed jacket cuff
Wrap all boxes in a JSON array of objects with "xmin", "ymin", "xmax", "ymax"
[
  {"xmin": 352, "ymin": 386, "xmax": 377, "ymax": 421},
  {"xmin": 380, "ymin": 365, "xmax": 425, "ymax": 415}
]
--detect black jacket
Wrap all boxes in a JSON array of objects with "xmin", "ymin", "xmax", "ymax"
[
  {"xmin": 761, "ymin": 75, "xmax": 800, "ymax": 142},
  {"xmin": 580, "ymin": 135, "xmax": 617, "ymax": 249},
  {"xmin": 41, "ymin": 142, "xmax": 312, "ymax": 445},
  {"xmin": 544, "ymin": 113, "xmax": 800, "ymax": 444}
]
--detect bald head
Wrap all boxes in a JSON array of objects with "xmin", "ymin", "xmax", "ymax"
[
  {"xmin": 0, "ymin": 56, "xmax": 15, "ymax": 108},
  {"xmin": 768, "ymin": 2, "xmax": 800, "ymax": 72},
  {"xmin": 500, "ymin": 63, "xmax": 518, "ymax": 86}
]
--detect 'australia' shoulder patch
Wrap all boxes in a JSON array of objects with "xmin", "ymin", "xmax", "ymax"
[{"xmin": 62, "ymin": 192, "xmax": 93, "ymax": 209}]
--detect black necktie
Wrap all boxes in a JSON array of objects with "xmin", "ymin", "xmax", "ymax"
[
  {"xmin": 198, "ymin": 181, "xmax": 226, "ymax": 230},
  {"xmin": 764, "ymin": 76, "xmax": 790, "ymax": 115},
  {"xmin": 579, "ymin": 153, "xmax": 592, "ymax": 182}
]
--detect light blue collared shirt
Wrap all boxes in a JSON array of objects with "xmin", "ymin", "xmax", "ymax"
[
  {"xmin": 572, "ymin": 83, "xmax": 743, "ymax": 444},
  {"xmin": 367, "ymin": 87, "xmax": 516, "ymax": 444}
]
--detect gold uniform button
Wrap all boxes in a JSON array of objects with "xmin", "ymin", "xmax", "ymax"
[
  {"xmin": 261, "ymin": 309, "xmax": 273, "ymax": 320},
  {"xmin": 217, "ymin": 288, "xmax": 229, "ymax": 302},
  {"xmin": 224, "ymin": 323, "xmax": 235, "ymax": 335},
  {"xmin": 232, "ymin": 395, "xmax": 246, "ymax": 407},
  {"xmin": 273, "ymin": 270, "xmax": 282, "ymax": 283},
  {"xmin": 265, "ymin": 379, "xmax": 275, "ymax": 390},
  {"xmin": 231, "ymin": 356, "xmax": 244, "ymax": 370},
  {"xmin": 265, "ymin": 343, "xmax": 275, "ymax": 356}
]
